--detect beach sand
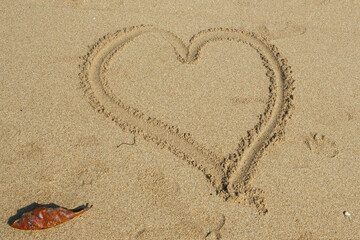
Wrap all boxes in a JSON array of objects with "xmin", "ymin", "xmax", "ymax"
[{"xmin": 1, "ymin": 0, "xmax": 359, "ymax": 239}]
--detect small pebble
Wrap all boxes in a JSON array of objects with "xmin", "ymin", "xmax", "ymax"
[{"xmin": 343, "ymin": 211, "xmax": 350, "ymax": 216}]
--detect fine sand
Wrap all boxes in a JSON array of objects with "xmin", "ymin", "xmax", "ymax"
[{"xmin": 1, "ymin": 1, "xmax": 359, "ymax": 239}]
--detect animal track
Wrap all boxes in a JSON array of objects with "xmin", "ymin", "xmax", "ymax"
[
  {"xmin": 305, "ymin": 133, "xmax": 339, "ymax": 158},
  {"xmin": 79, "ymin": 25, "xmax": 294, "ymax": 214}
]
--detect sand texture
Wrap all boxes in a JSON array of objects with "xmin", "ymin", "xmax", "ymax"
[{"xmin": 1, "ymin": 0, "xmax": 359, "ymax": 239}]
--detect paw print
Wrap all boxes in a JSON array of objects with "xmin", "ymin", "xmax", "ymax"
[{"xmin": 305, "ymin": 133, "xmax": 339, "ymax": 158}]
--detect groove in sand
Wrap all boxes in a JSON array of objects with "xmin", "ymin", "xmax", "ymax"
[{"xmin": 79, "ymin": 25, "xmax": 294, "ymax": 214}]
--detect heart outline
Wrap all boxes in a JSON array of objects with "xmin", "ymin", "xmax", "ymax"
[{"xmin": 79, "ymin": 25, "xmax": 294, "ymax": 214}]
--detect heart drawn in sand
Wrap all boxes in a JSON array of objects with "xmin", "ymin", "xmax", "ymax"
[{"xmin": 79, "ymin": 25, "xmax": 294, "ymax": 214}]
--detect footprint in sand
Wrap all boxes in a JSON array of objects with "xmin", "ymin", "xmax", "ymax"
[
  {"xmin": 256, "ymin": 22, "xmax": 306, "ymax": 40},
  {"xmin": 130, "ymin": 216, "xmax": 224, "ymax": 240},
  {"xmin": 136, "ymin": 168, "xmax": 182, "ymax": 208},
  {"xmin": 305, "ymin": 133, "xmax": 339, "ymax": 158},
  {"xmin": 133, "ymin": 168, "xmax": 225, "ymax": 239}
]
